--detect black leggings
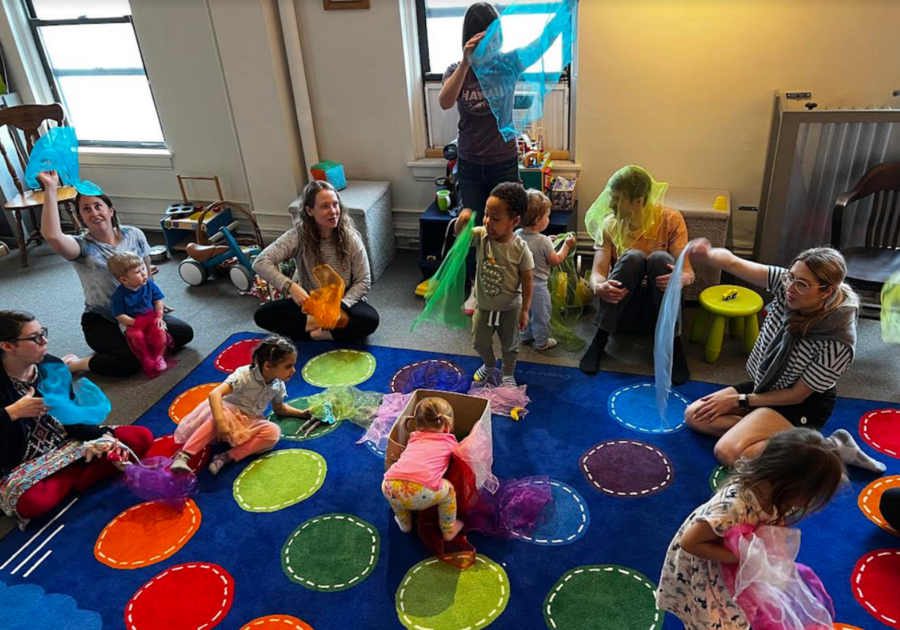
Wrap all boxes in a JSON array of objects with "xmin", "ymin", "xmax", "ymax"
[
  {"xmin": 82, "ymin": 312, "xmax": 194, "ymax": 377},
  {"xmin": 253, "ymin": 298, "xmax": 379, "ymax": 343}
]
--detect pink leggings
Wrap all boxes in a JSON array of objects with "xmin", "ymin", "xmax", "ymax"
[{"xmin": 180, "ymin": 417, "xmax": 281, "ymax": 462}]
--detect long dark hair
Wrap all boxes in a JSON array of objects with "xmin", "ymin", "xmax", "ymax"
[
  {"xmin": 75, "ymin": 192, "xmax": 121, "ymax": 233},
  {"xmin": 0, "ymin": 310, "xmax": 36, "ymax": 354},
  {"xmin": 731, "ymin": 428, "xmax": 846, "ymax": 523},
  {"xmin": 296, "ymin": 180, "xmax": 357, "ymax": 263},
  {"xmin": 462, "ymin": 2, "xmax": 499, "ymax": 47},
  {"xmin": 250, "ymin": 335, "xmax": 297, "ymax": 370}
]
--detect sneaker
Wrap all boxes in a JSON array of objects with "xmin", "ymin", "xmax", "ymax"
[
  {"xmin": 169, "ymin": 452, "xmax": 193, "ymax": 475},
  {"xmin": 579, "ymin": 330, "xmax": 609, "ymax": 375},
  {"xmin": 535, "ymin": 338, "xmax": 558, "ymax": 351},
  {"xmin": 208, "ymin": 454, "xmax": 232, "ymax": 476},
  {"xmin": 464, "ymin": 290, "xmax": 476, "ymax": 316},
  {"xmin": 474, "ymin": 365, "xmax": 491, "ymax": 382},
  {"xmin": 501, "ymin": 375, "xmax": 518, "ymax": 388}
]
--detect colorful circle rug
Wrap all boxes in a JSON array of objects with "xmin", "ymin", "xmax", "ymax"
[
  {"xmin": 214, "ymin": 339, "xmax": 259, "ymax": 373},
  {"xmin": 95, "ymin": 499, "xmax": 201, "ymax": 569},
  {"xmin": 708, "ymin": 465, "xmax": 731, "ymax": 492},
  {"xmin": 281, "ymin": 513, "xmax": 379, "ymax": 592},
  {"xmin": 396, "ymin": 554, "xmax": 509, "ymax": 630},
  {"xmin": 125, "ymin": 562, "xmax": 233, "ymax": 630},
  {"xmin": 233, "ymin": 449, "xmax": 326, "ymax": 513},
  {"xmin": 859, "ymin": 408, "xmax": 900, "ymax": 459},
  {"xmin": 580, "ymin": 440, "xmax": 674, "ymax": 497},
  {"xmin": 851, "ymin": 549, "xmax": 900, "ymax": 629},
  {"xmin": 168, "ymin": 383, "xmax": 219, "ymax": 424},
  {"xmin": 543, "ymin": 565, "xmax": 662, "ymax": 630},
  {"xmin": 510, "ymin": 479, "xmax": 590, "ymax": 546},
  {"xmin": 607, "ymin": 383, "xmax": 689, "ymax": 434},
  {"xmin": 238, "ymin": 615, "xmax": 313, "ymax": 630},
  {"xmin": 390, "ymin": 359, "xmax": 467, "ymax": 394},
  {"xmin": 857, "ymin": 475, "xmax": 900, "ymax": 535},
  {"xmin": 301, "ymin": 349, "xmax": 376, "ymax": 387},
  {"xmin": 269, "ymin": 397, "xmax": 342, "ymax": 442}
]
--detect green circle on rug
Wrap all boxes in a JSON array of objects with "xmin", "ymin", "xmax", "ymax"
[
  {"xmin": 282, "ymin": 513, "xmax": 379, "ymax": 592},
  {"xmin": 396, "ymin": 554, "xmax": 509, "ymax": 630},
  {"xmin": 233, "ymin": 449, "xmax": 326, "ymax": 512},
  {"xmin": 543, "ymin": 565, "xmax": 661, "ymax": 630},
  {"xmin": 709, "ymin": 465, "xmax": 731, "ymax": 492},
  {"xmin": 302, "ymin": 349, "xmax": 376, "ymax": 387},
  {"xmin": 269, "ymin": 397, "xmax": 342, "ymax": 442}
]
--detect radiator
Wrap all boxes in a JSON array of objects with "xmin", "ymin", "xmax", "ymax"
[{"xmin": 754, "ymin": 93, "xmax": 900, "ymax": 265}]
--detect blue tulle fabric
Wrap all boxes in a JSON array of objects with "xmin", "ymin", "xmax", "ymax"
[
  {"xmin": 24, "ymin": 127, "xmax": 103, "ymax": 195},
  {"xmin": 471, "ymin": 0, "xmax": 576, "ymax": 142},
  {"xmin": 654, "ymin": 246, "xmax": 690, "ymax": 422},
  {"xmin": 38, "ymin": 362, "xmax": 111, "ymax": 425}
]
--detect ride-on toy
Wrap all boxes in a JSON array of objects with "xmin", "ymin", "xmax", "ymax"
[{"xmin": 178, "ymin": 201, "xmax": 265, "ymax": 292}]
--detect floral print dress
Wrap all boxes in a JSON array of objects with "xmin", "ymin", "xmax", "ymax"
[{"xmin": 656, "ymin": 482, "xmax": 778, "ymax": 630}]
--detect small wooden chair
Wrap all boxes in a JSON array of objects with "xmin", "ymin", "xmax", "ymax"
[
  {"xmin": 831, "ymin": 162, "xmax": 900, "ymax": 310},
  {"xmin": 0, "ymin": 104, "xmax": 80, "ymax": 267}
]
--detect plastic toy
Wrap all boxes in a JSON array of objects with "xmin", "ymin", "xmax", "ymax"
[
  {"xmin": 723, "ymin": 288, "xmax": 739, "ymax": 301},
  {"xmin": 178, "ymin": 201, "xmax": 266, "ymax": 293}
]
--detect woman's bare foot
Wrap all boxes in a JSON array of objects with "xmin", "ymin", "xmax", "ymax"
[
  {"xmin": 442, "ymin": 519, "xmax": 464, "ymax": 542},
  {"xmin": 63, "ymin": 354, "xmax": 93, "ymax": 373},
  {"xmin": 305, "ymin": 318, "xmax": 320, "ymax": 333},
  {"xmin": 310, "ymin": 328, "xmax": 334, "ymax": 341}
]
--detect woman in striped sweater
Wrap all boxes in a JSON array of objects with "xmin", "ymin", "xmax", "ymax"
[
  {"xmin": 252, "ymin": 181, "xmax": 379, "ymax": 342},
  {"xmin": 684, "ymin": 241, "xmax": 885, "ymax": 473}
]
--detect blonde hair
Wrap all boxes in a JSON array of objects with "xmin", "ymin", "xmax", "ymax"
[
  {"xmin": 107, "ymin": 251, "xmax": 144, "ymax": 279},
  {"xmin": 788, "ymin": 247, "xmax": 859, "ymax": 337},
  {"xmin": 523, "ymin": 189, "xmax": 551, "ymax": 227},
  {"xmin": 414, "ymin": 397, "xmax": 454, "ymax": 432}
]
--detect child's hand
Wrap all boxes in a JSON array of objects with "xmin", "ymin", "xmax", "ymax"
[
  {"xmin": 457, "ymin": 208, "xmax": 473, "ymax": 226},
  {"xmin": 519, "ymin": 309, "xmax": 529, "ymax": 331},
  {"xmin": 214, "ymin": 417, "xmax": 231, "ymax": 442},
  {"xmin": 156, "ymin": 316, "xmax": 167, "ymax": 330},
  {"xmin": 564, "ymin": 234, "xmax": 576, "ymax": 250}
]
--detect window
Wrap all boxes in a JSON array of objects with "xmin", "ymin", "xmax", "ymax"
[
  {"xmin": 22, "ymin": 0, "xmax": 166, "ymax": 148},
  {"xmin": 416, "ymin": 0, "xmax": 572, "ymax": 155}
]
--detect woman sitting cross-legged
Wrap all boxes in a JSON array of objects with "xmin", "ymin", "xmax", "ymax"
[{"xmin": 684, "ymin": 241, "xmax": 885, "ymax": 474}]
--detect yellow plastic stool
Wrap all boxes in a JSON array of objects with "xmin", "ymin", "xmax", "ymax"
[{"xmin": 690, "ymin": 285, "xmax": 764, "ymax": 363}]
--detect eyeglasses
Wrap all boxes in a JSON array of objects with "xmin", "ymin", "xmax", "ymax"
[
  {"xmin": 9, "ymin": 327, "xmax": 49, "ymax": 345},
  {"xmin": 780, "ymin": 273, "xmax": 826, "ymax": 296}
]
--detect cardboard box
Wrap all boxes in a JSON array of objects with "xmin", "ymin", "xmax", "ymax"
[{"xmin": 385, "ymin": 390, "xmax": 491, "ymax": 471}]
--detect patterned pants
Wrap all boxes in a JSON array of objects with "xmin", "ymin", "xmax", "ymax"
[{"xmin": 382, "ymin": 478, "xmax": 457, "ymax": 534}]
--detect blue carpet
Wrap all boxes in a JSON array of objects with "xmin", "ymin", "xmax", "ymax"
[{"xmin": 0, "ymin": 332, "xmax": 897, "ymax": 630}]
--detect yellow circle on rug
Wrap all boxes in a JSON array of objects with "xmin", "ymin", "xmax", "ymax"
[
  {"xmin": 169, "ymin": 383, "xmax": 219, "ymax": 424},
  {"xmin": 94, "ymin": 499, "xmax": 201, "ymax": 569},
  {"xmin": 858, "ymin": 475, "xmax": 900, "ymax": 535},
  {"xmin": 239, "ymin": 615, "xmax": 313, "ymax": 630},
  {"xmin": 396, "ymin": 554, "xmax": 509, "ymax": 630},
  {"xmin": 301, "ymin": 349, "xmax": 376, "ymax": 387},
  {"xmin": 233, "ymin": 449, "xmax": 326, "ymax": 513}
]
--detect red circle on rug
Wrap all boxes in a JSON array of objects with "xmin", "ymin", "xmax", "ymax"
[
  {"xmin": 215, "ymin": 339, "xmax": 259, "ymax": 374},
  {"xmin": 857, "ymin": 475, "xmax": 900, "ymax": 535},
  {"xmin": 169, "ymin": 384, "xmax": 219, "ymax": 424},
  {"xmin": 851, "ymin": 549, "xmax": 900, "ymax": 629},
  {"xmin": 147, "ymin": 435, "xmax": 210, "ymax": 470},
  {"xmin": 239, "ymin": 615, "xmax": 313, "ymax": 630},
  {"xmin": 125, "ymin": 562, "xmax": 234, "ymax": 630},
  {"xmin": 859, "ymin": 408, "xmax": 900, "ymax": 459},
  {"xmin": 580, "ymin": 440, "xmax": 674, "ymax": 497}
]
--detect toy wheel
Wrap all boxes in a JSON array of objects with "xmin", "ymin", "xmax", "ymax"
[
  {"xmin": 230, "ymin": 265, "xmax": 254, "ymax": 292},
  {"xmin": 179, "ymin": 260, "xmax": 207, "ymax": 286}
]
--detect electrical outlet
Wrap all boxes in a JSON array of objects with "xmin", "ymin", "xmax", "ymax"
[
  {"xmin": 785, "ymin": 92, "xmax": 812, "ymax": 100},
  {"xmin": 738, "ymin": 205, "xmax": 759, "ymax": 212}
]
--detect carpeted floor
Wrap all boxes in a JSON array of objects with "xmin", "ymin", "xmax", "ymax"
[{"xmin": 0, "ymin": 333, "xmax": 896, "ymax": 630}]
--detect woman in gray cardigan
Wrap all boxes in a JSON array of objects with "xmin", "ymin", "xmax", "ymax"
[{"xmin": 252, "ymin": 181, "xmax": 379, "ymax": 342}]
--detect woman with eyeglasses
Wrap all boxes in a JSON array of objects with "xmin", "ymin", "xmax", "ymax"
[
  {"xmin": 684, "ymin": 241, "xmax": 885, "ymax": 473},
  {"xmin": 0, "ymin": 310, "xmax": 153, "ymax": 527}
]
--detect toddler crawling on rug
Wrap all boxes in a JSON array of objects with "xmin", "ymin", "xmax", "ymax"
[
  {"xmin": 171, "ymin": 335, "xmax": 309, "ymax": 475},
  {"xmin": 382, "ymin": 397, "xmax": 465, "ymax": 541}
]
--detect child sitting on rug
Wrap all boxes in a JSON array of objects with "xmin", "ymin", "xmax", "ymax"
[
  {"xmin": 517, "ymin": 190, "xmax": 576, "ymax": 351},
  {"xmin": 107, "ymin": 252, "xmax": 171, "ymax": 376},
  {"xmin": 171, "ymin": 335, "xmax": 309, "ymax": 475},
  {"xmin": 656, "ymin": 428, "xmax": 845, "ymax": 630},
  {"xmin": 455, "ymin": 182, "xmax": 534, "ymax": 387},
  {"xmin": 383, "ymin": 397, "xmax": 464, "ymax": 541}
]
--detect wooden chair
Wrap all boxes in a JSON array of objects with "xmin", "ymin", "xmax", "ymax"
[
  {"xmin": 0, "ymin": 104, "xmax": 80, "ymax": 267},
  {"xmin": 831, "ymin": 162, "xmax": 900, "ymax": 308}
]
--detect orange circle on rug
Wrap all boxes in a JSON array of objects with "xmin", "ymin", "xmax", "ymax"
[
  {"xmin": 95, "ymin": 499, "xmax": 201, "ymax": 569},
  {"xmin": 169, "ymin": 383, "xmax": 219, "ymax": 424},
  {"xmin": 125, "ymin": 562, "xmax": 233, "ymax": 630},
  {"xmin": 859, "ymin": 408, "xmax": 900, "ymax": 459},
  {"xmin": 834, "ymin": 625, "xmax": 866, "ymax": 630},
  {"xmin": 239, "ymin": 615, "xmax": 313, "ymax": 630},
  {"xmin": 215, "ymin": 339, "xmax": 259, "ymax": 374},
  {"xmin": 851, "ymin": 549, "xmax": 900, "ymax": 630},
  {"xmin": 147, "ymin": 435, "xmax": 210, "ymax": 470},
  {"xmin": 858, "ymin": 475, "xmax": 900, "ymax": 535}
]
